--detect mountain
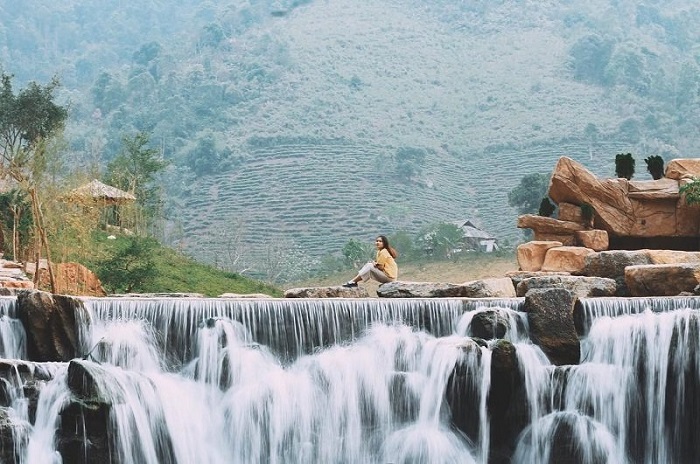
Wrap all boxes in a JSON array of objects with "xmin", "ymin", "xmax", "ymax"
[{"xmin": 2, "ymin": 0, "xmax": 699, "ymax": 279}]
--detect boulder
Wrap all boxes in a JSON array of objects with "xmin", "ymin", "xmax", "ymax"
[
  {"xmin": 461, "ymin": 277, "xmax": 517, "ymax": 298},
  {"xmin": 467, "ymin": 309, "xmax": 525, "ymax": 339},
  {"xmin": 574, "ymin": 230, "xmax": 609, "ymax": 251},
  {"xmin": 516, "ymin": 241, "xmax": 563, "ymax": 272},
  {"xmin": 16, "ymin": 291, "xmax": 86, "ymax": 362},
  {"xmin": 583, "ymin": 250, "xmax": 653, "ymax": 296},
  {"xmin": 625, "ymin": 263, "xmax": 700, "ymax": 296},
  {"xmin": 516, "ymin": 275, "xmax": 616, "ymax": 298},
  {"xmin": 665, "ymin": 159, "xmax": 700, "ymax": 180},
  {"xmin": 376, "ymin": 281, "xmax": 465, "ymax": 298},
  {"xmin": 541, "ymin": 246, "xmax": 595, "ymax": 274},
  {"xmin": 524, "ymin": 288, "xmax": 580, "ymax": 366},
  {"xmin": 284, "ymin": 286, "xmax": 370, "ymax": 298}
]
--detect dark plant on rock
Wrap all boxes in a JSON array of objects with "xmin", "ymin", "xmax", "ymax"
[
  {"xmin": 538, "ymin": 197, "xmax": 556, "ymax": 217},
  {"xmin": 644, "ymin": 155, "xmax": 665, "ymax": 180},
  {"xmin": 615, "ymin": 153, "xmax": 635, "ymax": 180}
]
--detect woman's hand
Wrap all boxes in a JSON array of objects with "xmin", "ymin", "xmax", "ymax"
[{"xmin": 375, "ymin": 262, "xmax": 384, "ymax": 270}]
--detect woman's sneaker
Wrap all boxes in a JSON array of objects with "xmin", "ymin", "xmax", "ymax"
[{"xmin": 342, "ymin": 281, "xmax": 358, "ymax": 288}]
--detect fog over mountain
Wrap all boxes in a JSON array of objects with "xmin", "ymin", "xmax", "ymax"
[{"xmin": 2, "ymin": 0, "xmax": 699, "ymax": 277}]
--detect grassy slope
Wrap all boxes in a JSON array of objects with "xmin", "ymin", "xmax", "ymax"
[
  {"xmin": 147, "ymin": 245, "xmax": 283, "ymax": 297},
  {"xmin": 87, "ymin": 234, "xmax": 282, "ymax": 297}
]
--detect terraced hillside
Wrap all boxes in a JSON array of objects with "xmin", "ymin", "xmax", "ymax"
[{"xmin": 179, "ymin": 137, "xmax": 634, "ymax": 268}]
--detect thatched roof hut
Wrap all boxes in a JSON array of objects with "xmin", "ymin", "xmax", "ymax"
[{"xmin": 65, "ymin": 179, "xmax": 136, "ymax": 205}]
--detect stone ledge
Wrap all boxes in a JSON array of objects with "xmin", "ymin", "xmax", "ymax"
[
  {"xmin": 284, "ymin": 286, "xmax": 370, "ymax": 298},
  {"xmin": 376, "ymin": 278, "xmax": 516, "ymax": 298}
]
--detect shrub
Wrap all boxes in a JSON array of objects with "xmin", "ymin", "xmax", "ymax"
[
  {"xmin": 615, "ymin": 153, "xmax": 635, "ymax": 180},
  {"xmin": 644, "ymin": 155, "xmax": 664, "ymax": 180},
  {"xmin": 680, "ymin": 178, "xmax": 700, "ymax": 206},
  {"xmin": 538, "ymin": 197, "xmax": 556, "ymax": 217}
]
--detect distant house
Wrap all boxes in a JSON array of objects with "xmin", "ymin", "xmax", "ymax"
[{"xmin": 451, "ymin": 220, "xmax": 499, "ymax": 253}]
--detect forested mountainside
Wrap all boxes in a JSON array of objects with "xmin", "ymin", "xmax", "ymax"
[{"xmin": 2, "ymin": 0, "xmax": 700, "ymax": 277}]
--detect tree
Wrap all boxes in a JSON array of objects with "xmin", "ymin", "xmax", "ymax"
[
  {"xmin": 0, "ymin": 72, "xmax": 68, "ymax": 292},
  {"xmin": 104, "ymin": 132, "xmax": 169, "ymax": 233},
  {"xmin": 508, "ymin": 173, "xmax": 551, "ymax": 215},
  {"xmin": 342, "ymin": 239, "xmax": 371, "ymax": 268},
  {"xmin": 568, "ymin": 35, "xmax": 614, "ymax": 85},
  {"xmin": 418, "ymin": 222, "xmax": 464, "ymax": 258}
]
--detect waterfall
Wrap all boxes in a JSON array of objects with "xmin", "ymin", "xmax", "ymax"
[
  {"xmin": 1, "ymin": 294, "xmax": 699, "ymax": 463},
  {"xmin": 0, "ymin": 297, "xmax": 26, "ymax": 359}
]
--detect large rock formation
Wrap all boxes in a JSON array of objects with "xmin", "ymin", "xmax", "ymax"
[
  {"xmin": 16, "ymin": 291, "xmax": 87, "ymax": 362},
  {"xmin": 544, "ymin": 157, "xmax": 700, "ymax": 246}
]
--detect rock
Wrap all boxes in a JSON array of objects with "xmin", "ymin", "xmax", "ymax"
[
  {"xmin": 583, "ymin": 250, "xmax": 652, "ymax": 296},
  {"xmin": 541, "ymin": 246, "xmax": 595, "ymax": 274},
  {"xmin": 516, "ymin": 241, "xmax": 563, "ymax": 272},
  {"xmin": 645, "ymin": 250, "xmax": 700, "ymax": 264},
  {"xmin": 557, "ymin": 202, "xmax": 586, "ymax": 224},
  {"xmin": 488, "ymin": 340, "xmax": 529, "ymax": 462},
  {"xmin": 36, "ymin": 262, "xmax": 106, "ymax": 297},
  {"xmin": 461, "ymin": 277, "xmax": 517, "ymax": 298},
  {"xmin": 574, "ymin": 229, "xmax": 609, "ymax": 251},
  {"xmin": 505, "ymin": 270, "xmax": 571, "ymax": 289},
  {"xmin": 218, "ymin": 293, "xmax": 274, "ymax": 298},
  {"xmin": 516, "ymin": 275, "xmax": 616, "ymax": 298},
  {"xmin": 284, "ymin": 286, "xmax": 370, "ymax": 298},
  {"xmin": 0, "ymin": 407, "xmax": 30, "ymax": 464},
  {"xmin": 16, "ymin": 291, "xmax": 86, "ymax": 362},
  {"xmin": 467, "ymin": 309, "xmax": 523, "ymax": 339},
  {"xmin": 665, "ymin": 159, "xmax": 700, "ymax": 180},
  {"xmin": 549, "ymin": 157, "xmax": 634, "ymax": 233},
  {"xmin": 548, "ymin": 157, "xmax": 700, "ymax": 239},
  {"xmin": 524, "ymin": 288, "xmax": 580, "ymax": 366},
  {"xmin": 517, "ymin": 215, "xmax": 583, "ymax": 244},
  {"xmin": 446, "ymin": 339, "xmax": 484, "ymax": 444},
  {"xmin": 376, "ymin": 281, "xmax": 465, "ymax": 298},
  {"xmin": 625, "ymin": 263, "xmax": 700, "ymax": 296}
]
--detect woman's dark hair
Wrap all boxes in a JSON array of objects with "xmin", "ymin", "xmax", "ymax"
[{"xmin": 377, "ymin": 235, "xmax": 398, "ymax": 259}]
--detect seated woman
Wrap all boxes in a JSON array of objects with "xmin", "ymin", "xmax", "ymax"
[{"xmin": 342, "ymin": 235, "xmax": 398, "ymax": 287}]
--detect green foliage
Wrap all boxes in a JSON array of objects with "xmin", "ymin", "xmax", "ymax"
[
  {"xmin": 680, "ymin": 178, "xmax": 700, "ymax": 206},
  {"xmin": 342, "ymin": 239, "xmax": 371, "ymax": 267},
  {"xmin": 568, "ymin": 35, "xmax": 613, "ymax": 85},
  {"xmin": 508, "ymin": 173, "xmax": 551, "ymax": 215},
  {"xmin": 388, "ymin": 230, "xmax": 417, "ymax": 261},
  {"xmin": 615, "ymin": 153, "xmax": 635, "ymax": 180},
  {"xmin": 538, "ymin": 197, "xmax": 556, "ymax": 217},
  {"xmin": 644, "ymin": 155, "xmax": 665, "ymax": 180},
  {"xmin": 394, "ymin": 147, "xmax": 427, "ymax": 181}
]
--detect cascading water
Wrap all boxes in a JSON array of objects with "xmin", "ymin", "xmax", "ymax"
[
  {"xmin": 1, "ymin": 294, "xmax": 700, "ymax": 463},
  {"xmin": 0, "ymin": 297, "xmax": 26, "ymax": 359}
]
